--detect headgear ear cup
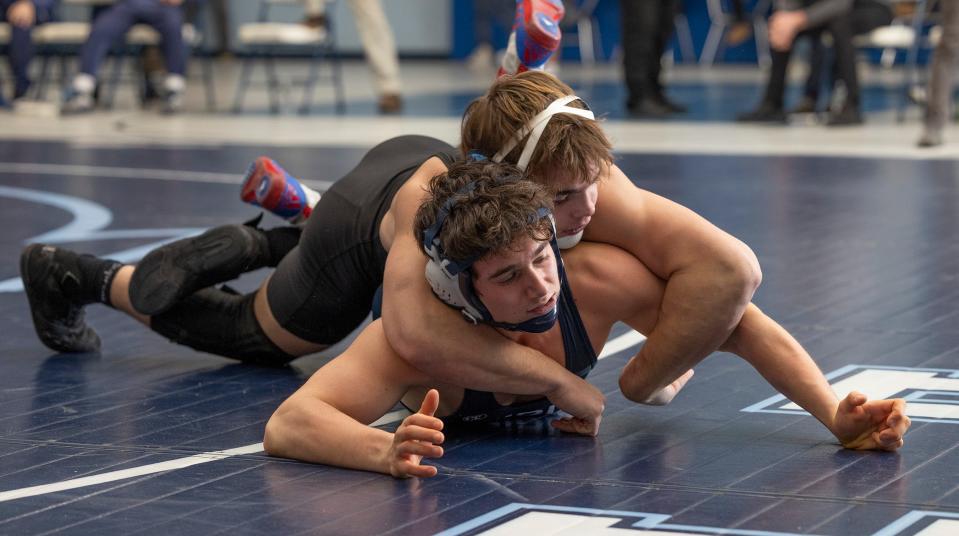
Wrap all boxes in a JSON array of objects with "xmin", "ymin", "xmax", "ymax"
[{"xmin": 423, "ymin": 255, "xmax": 484, "ymax": 324}]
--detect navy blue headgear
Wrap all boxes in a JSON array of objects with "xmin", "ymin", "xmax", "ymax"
[
  {"xmin": 467, "ymin": 150, "xmax": 488, "ymax": 162},
  {"xmin": 422, "ymin": 180, "xmax": 560, "ymax": 333}
]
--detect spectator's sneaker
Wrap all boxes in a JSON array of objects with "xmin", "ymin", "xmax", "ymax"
[
  {"xmin": 917, "ymin": 129, "xmax": 943, "ymax": 148},
  {"xmin": 241, "ymin": 157, "xmax": 321, "ymax": 224},
  {"xmin": 378, "ymin": 93, "xmax": 403, "ymax": 114},
  {"xmin": 627, "ymin": 98, "xmax": 672, "ymax": 119},
  {"xmin": 20, "ymin": 244, "xmax": 101, "ymax": 353},
  {"xmin": 129, "ymin": 222, "xmax": 270, "ymax": 316},
  {"xmin": 13, "ymin": 82, "xmax": 31, "ymax": 101},
  {"xmin": 736, "ymin": 103, "xmax": 788, "ymax": 124},
  {"xmin": 498, "ymin": 0, "xmax": 565, "ymax": 76},
  {"xmin": 654, "ymin": 93, "xmax": 687, "ymax": 114},
  {"xmin": 301, "ymin": 13, "xmax": 327, "ymax": 29},
  {"xmin": 61, "ymin": 91, "xmax": 94, "ymax": 115},
  {"xmin": 825, "ymin": 105, "xmax": 863, "ymax": 127},
  {"xmin": 161, "ymin": 89, "xmax": 184, "ymax": 115},
  {"xmin": 789, "ymin": 96, "xmax": 818, "ymax": 115}
]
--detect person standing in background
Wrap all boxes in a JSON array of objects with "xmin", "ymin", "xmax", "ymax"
[
  {"xmin": 303, "ymin": 0, "xmax": 402, "ymax": 113},
  {"xmin": 620, "ymin": 0, "xmax": 687, "ymax": 118},
  {"xmin": 918, "ymin": 0, "xmax": 958, "ymax": 147}
]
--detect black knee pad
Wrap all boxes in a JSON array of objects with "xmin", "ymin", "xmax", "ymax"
[{"xmin": 150, "ymin": 288, "xmax": 296, "ymax": 367}]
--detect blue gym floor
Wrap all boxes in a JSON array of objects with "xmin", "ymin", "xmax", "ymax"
[{"xmin": 2, "ymin": 72, "xmax": 959, "ymax": 534}]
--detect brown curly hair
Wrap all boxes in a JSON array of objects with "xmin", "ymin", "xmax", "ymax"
[
  {"xmin": 460, "ymin": 71, "xmax": 613, "ymax": 186},
  {"xmin": 414, "ymin": 160, "xmax": 554, "ymax": 266}
]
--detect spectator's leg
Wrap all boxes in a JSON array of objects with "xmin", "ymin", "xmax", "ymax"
[
  {"xmin": 345, "ymin": 0, "xmax": 402, "ymax": 113},
  {"xmin": 149, "ymin": 3, "xmax": 187, "ymax": 113},
  {"xmin": 803, "ymin": 36, "xmax": 826, "ymax": 104},
  {"xmin": 764, "ymin": 44, "xmax": 793, "ymax": 109},
  {"xmin": 736, "ymin": 36, "xmax": 795, "ymax": 123},
  {"xmin": 920, "ymin": 0, "xmax": 959, "ymax": 146},
  {"xmin": 621, "ymin": 0, "xmax": 669, "ymax": 116},
  {"xmin": 7, "ymin": 23, "xmax": 35, "ymax": 99},
  {"xmin": 211, "ymin": 0, "xmax": 230, "ymax": 55},
  {"xmin": 825, "ymin": 0, "xmax": 892, "ymax": 125},
  {"xmin": 76, "ymin": 2, "xmax": 140, "ymax": 79},
  {"xmin": 149, "ymin": 4, "xmax": 187, "ymax": 76}
]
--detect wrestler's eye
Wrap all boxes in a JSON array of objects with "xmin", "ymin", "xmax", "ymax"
[
  {"xmin": 554, "ymin": 193, "xmax": 569, "ymax": 204},
  {"xmin": 496, "ymin": 271, "xmax": 518, "ymax": 284},
  {"xmin": 534, "ymin": 254, "xmax": 549, "ymax": 265}
]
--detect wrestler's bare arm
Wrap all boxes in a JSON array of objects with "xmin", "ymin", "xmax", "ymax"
[
  {"xmin": 380, "ymin": 162, "xmax": 605, "ymax": 424},
  {"xmin": 719, "ymin": 304, "xmax": 910, "ymax": 451},
  {"xmin": 573, "ymin": 243, "xmax": 909, "ymax": 451},
  {"xmin": 588, "ymin": 165, "xmax": 762, "ymax": 402},
  {"xmin": 264, "ymin": 321, "xmax": 444, "ymax": 476}
]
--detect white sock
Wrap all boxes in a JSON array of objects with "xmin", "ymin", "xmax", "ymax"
[
  {"xmin": 164, "ymin": 74, "xmax": 186, "ymax": 93},
  {"xmin": 73, "ymin": 73, "xmax": 96, "ymax": 95}
]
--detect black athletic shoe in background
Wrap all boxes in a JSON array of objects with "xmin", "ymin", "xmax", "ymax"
[
  {"xmin": 736, "ymin": 103, "xmax": 788, "ymax": 124},
  {"xmin": 20, "ymin": 244, "xmax": 101, "ymax": 353}
]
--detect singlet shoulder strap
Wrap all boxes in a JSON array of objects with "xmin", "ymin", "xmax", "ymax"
[
  {"xmin": 430, "ymin": 149, "xmax": 459, "ymax": 169},
  {"xmin": 556, "ymin": 258, "xmax": 597, "ymax": 378}
]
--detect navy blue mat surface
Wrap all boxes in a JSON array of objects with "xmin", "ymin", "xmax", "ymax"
[{"xmin": 1, "ymin": 142, "xmax": 957, "ymax": 535}]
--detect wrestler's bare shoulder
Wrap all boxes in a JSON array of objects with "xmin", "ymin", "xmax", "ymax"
[{"xmin": 381, "ymin": 157, "xmax": 451, "ymax": 249}]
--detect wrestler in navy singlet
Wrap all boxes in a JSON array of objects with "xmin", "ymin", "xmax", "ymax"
[
  {"xmin": 441, "ymin": 247, "xmax": 596, "ymax": 425},
  {"xmin": 372, "ymin": 246, "xmax": 597, "ymax": 426}
]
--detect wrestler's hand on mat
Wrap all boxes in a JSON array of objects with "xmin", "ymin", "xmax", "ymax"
[
  {"xmin": 550, "ymin": 413, "xmax": 602, "ymax": 436},
  {"xmin": 387, "ymin": 389, "xmax": 445, "ymax": 478},
  {"xmin": 831, "ymin": 392, "xmax": 910, "ymax": 452},
  {"xmin": 546, "ymin": 376, "xmax": 605, "ymax": 433}
]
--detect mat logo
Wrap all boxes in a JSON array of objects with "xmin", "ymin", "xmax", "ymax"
[
  {"xmin": 436, "ymin": 503, "xmax": 800, "ymax": 535},
  {"xmin": 0, "ymin": 186, "xmax": 203, "ymax": 293},
  {"xmin": 877, "ymin": 511, "xmax": 959, "ymax": 536},
  {"xmin": 742, "ymin": 365, "xmax": 959, "ymax": 424},
  {"xmin": 437, "ymin": 504, "xmax": 959, "ymax": 536}
]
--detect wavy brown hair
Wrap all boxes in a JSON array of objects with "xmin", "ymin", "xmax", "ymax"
[
  {"xmin": 414, "ymin": 160, "xmax": 554, "ymax": 266},
  {"xmin": 460, "ymin": 71, "xmax": 612, "ymax": 186}
]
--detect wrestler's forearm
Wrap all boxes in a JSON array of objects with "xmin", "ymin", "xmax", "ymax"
[
  {"xmin": 620, "ymin": 267, "xmax": 755, "ymax": 401},
  {"xmin": 720, "ymin": 304, "xmax": 840, "ymax": 432},
  {"xmin": 386, "ymin": 286, "xmax": 576, "ymax": 394},
  {"xmin": 264, "ymin": 398, "xmax": 393, "ymax": 475}
]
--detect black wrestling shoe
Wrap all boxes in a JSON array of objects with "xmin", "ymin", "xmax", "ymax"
[
  {"xmin": 129, "ymin": 222, "xmax": 269, "ymax": 316},
  {"xmin": 20, "ymin": 244, "xmax": 101, "ymax": 353}
]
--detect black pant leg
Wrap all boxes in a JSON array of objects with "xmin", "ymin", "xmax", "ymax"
[
  {"xmin": 620, "ymin": 0, "xmax": 662, "ymax": 106},
  {"xmin": 648, "ymin": 0, "xmax": 677, "ymax": 96}
]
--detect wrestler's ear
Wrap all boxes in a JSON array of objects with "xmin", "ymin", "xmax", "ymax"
[{"xmin": 419, "ymin": 389, "xmax": 440, "ymax": 417}]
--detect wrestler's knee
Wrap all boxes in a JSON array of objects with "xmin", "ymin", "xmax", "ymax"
[{"xmin": 151, "ymin": 288, "xmax": 297, "ymax": 366}]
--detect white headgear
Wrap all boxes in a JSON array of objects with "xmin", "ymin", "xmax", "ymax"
[{"xmin": 491, "ymin": 94, "xmax": 595, "ymax": 171}]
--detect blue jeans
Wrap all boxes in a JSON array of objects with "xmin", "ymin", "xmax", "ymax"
[{"xmin": 78, "ymin": 0, "xmax": 186, "ymax": 77}]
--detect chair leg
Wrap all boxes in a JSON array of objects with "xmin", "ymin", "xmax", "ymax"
[
  {"xmin": 674, "ymin": 14, "xmax": 696, "ymax": 64},
  {"xmin": 36, "ymin": 55, "xmax": 52, "ymax": 99},
  {"xmin": 265, "ymin": 53, "xmax": 281, "ymax": 114},
  {"xmin": 577, "ymin": 18, "xmax": 595, "ymax": 65},
  {"xmin": 105, "ymin": 53, "xmax": 124, "ymax": 109},
  {"xmin": 202, "ymin": 55, "xmax": 216, "ymax": 112},
  {"xmin": 232, "ymin": 55, "xmax": 255, "ymax": 114},
  {"xmin": 699, "ymin": 22, "xmax": 725, "ymax": 66},
  {"xmin": 299, "ymin": 49, "xmax": 321, "ymax": 115},
  {"xmin": 753, "ymin": 22, "xmax": 771, "ymax": 68}
]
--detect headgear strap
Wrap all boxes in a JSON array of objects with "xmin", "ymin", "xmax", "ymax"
[{"xmin": 492, "ymin": 94, "xmax": 595, "ymax": 171}]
